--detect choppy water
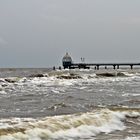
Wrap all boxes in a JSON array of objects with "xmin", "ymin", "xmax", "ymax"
[{"xmin": 0, "ymin": 68, "xmax": 140, "ymax": 140}]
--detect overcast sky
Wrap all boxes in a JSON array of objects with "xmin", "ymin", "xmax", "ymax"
[{"xmin": 0, "ymin": 0, "xmax": 140, "ymax": 67}]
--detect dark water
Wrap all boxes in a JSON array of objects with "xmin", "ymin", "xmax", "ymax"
[{"xmin": 0, "ymin": 68, "xmax": 139, "ymax": 140}]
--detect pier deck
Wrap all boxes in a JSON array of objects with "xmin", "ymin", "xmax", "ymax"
[{"xmin": 71, "ymin": 63, "xmax": 140, "ymax": 69}]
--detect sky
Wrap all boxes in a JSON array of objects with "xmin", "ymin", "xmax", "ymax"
[{"xmin": 0, "ymin": 0, "xmax": 140, "ymax": 67}]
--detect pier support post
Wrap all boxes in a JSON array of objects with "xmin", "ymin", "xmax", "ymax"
[
  {"xmin": 113, "ymin": 65, "xmax": 116, "ymax": 70},
  {"xmin": 97, "ymin": 65, "xmax": 99, "ymax": 70},
  {"xmin": 130, "ymin": 65, "xmax": 133, "ymax": 69},
  {"xmin": 117, "ymin": 65, "xmax": 119, "ymax": 69}
]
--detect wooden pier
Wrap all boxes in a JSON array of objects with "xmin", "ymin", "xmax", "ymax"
[
  {"xmin": 71, "ymin": 63, "xmax": 140, "ymax": 70},
  {"xmin": 62, "ymin": 53, "xmax": 140, "ymax": 69}
]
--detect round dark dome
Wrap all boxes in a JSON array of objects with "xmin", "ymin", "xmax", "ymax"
[{"xmin": 62, "ymin": 53, "xmax": 72, "ymax": 62}]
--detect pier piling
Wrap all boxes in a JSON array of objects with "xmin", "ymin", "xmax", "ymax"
[
  {"xmin": 113, "ymin": 65, "xmax": 116, "ymax": 70},
  {"xmin": 97, "ymin": 65, "xmax": 99, "ymax": 70},
  {"xmin": 130, "ymin": 65, "xmax": 133, "ymax": 69}
]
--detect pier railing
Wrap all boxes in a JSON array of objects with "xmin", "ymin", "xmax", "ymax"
[{"xmin": 70, "ymin": 63, "xmax": 140, "ymax": 69}]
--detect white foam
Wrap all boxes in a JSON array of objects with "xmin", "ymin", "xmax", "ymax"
[
  {"xmin": 0, "ymin": 123, "xmax": 12, "ymax": 129},
  {"xmin": 1, "ymin": 70, "xmax": 139, "ymax": 94},
  {"xmin": 123, "ymin": 137, "xmax": 140, "ymax": 140},
  {"xmin": 0, "ymin": 90, "xmax": 7, "ymax": 95},
  {"xmin": 0, "ymin": 109, "xmax": 129, "ymax": 140},
  {"xmin": 122, "ymin": 93, "xmax": 140, "ymax": 97},
  {"xmin": 51, "ymin": 89, "xmax": 60, "ymax": 94},
  {"xmin": 123, "ymin": 111, "xmax": 140, "ymax": 118}
]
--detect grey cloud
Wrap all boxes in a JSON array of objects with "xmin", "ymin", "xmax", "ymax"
[
  {"xmin": 0, "ymin": 0, "xmax": 140, "ymax": 67},
  {"xmin": 0, "ymin": 37, "xmax": 8, "ymax": 45}
]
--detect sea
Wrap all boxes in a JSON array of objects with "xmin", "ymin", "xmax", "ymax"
[{"xmin": 0, "ymin": 68, "xmax": 139, "ymax": 140}]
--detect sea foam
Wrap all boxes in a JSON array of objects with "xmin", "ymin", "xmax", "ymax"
[{"xmin": 0, "ymin": 109, "xmax": 134, "ymax": 140}]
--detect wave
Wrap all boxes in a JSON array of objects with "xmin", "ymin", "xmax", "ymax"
[
  {"xmin": 0, "ymin": 70, "xmax": 138, "ymax": 96},
  {"xmin": 123, "ymin": 137, "xmax": 140, "ymax": 140},
  {"xmin": 0, "ymin": 108, "xmax": 139, "ymax": 140},
  {"xmin": 0, "ymin": 69, "xmax": 138, "ymax": 84},
  {"xmin": 47, "ymin": 69, "xmax": 139, "ymax": 80},
  {"xmin": 0, "ymin": 69, "xmax": 140, "ymax": 98},
  {"xmin": 96, "ymin": 71, "xmax": 127, "ymax": 77}
]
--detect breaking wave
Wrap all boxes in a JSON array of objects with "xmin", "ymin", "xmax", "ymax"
[
  {"xmin": 123, "ymin": 137, "xmax": 140, "ymax": 140},
  {"xmin": 0, "ymin": 108, "xmax": 139, "ymax": 140},
  {"xmin": 0, "ymin": 69, "xmax": 139, "ymax": 97}
]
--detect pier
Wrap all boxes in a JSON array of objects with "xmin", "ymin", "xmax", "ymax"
[
  {"xmin": 71, "ymin": 63, "xmax": 140, "ymax": 70},
  {"xmin": 62, "ymin": 53, "xmax": 140, "ymax": 70}
]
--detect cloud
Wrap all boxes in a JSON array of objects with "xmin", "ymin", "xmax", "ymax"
[
  {"xmin": 41, "ymin": 14, "xmax": 75, "ymax": 24},
  {"xmin": 118, "ymin": 17, "xmax": 140, "ymax": 25},
  {"xmin": 0, "ymin": 37, "xmax": 8, "ymax": 45},
  {"xmin": 129, "ymin": 17, "xmax": 140, "ymax": 24}
]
